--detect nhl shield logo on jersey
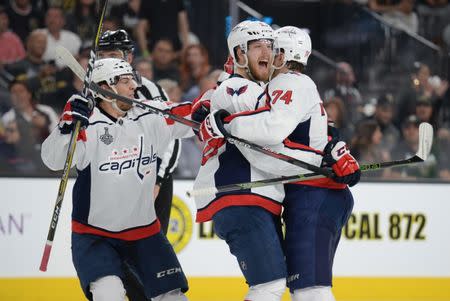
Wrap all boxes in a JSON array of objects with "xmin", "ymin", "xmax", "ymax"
[
  {"xmin": 100, "ymin": 127, "xmax": 113, "ymax": 145},
  {"xmin": 167, "ymin": 195, "xmax": 193, "ymax": 253},
  {"xmin": 226, "ymin": 85, "xmax": 248, "ymax": 96}
]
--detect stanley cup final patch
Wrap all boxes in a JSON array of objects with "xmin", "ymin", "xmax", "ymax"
[{"xmin": 100, "ymin": 127, "xmax": 114, "ymax": 145}]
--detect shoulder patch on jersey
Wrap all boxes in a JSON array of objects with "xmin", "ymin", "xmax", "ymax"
[{"xmin": 226, "ymin": 85, "xmax": 248, "ymax": 96}]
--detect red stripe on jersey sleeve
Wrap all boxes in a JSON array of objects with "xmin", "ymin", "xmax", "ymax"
[
  {"xmin": 72, "ymin": 219, "xmax": 161, "ymax": 241},
  {"xmin": 223, "ymin": 105, "xmax": 271, "ymax": 123},
  {"xmin": 282, "ymin": 138, "xmax": 323, "ymax": 155}
]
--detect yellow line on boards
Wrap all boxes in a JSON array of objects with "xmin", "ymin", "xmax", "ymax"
[{"xmin": 0, "ymin": 277, "xmax": 450, "ymax": 301}]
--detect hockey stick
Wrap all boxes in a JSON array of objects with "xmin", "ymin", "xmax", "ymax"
[
  {"xmin": 39, "ymin": 0, "xmax": 109, "ymax": 272},
  {"xmin": 187, "ymin": 122, "xmax": 434, "ymax": 197},
  {"xmin": 56, "ymin": 46, "xmax": 335, "ymax": 178}
]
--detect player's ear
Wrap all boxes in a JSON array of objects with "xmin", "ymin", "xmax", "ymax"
[{"xmin": 236, "ymin": 47, "xmax": 246, "ymax": 65}]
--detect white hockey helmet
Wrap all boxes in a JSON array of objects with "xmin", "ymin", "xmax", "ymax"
[
  {"xmin": 90, "ymin": 58, "xmax": 140, "ymax": 112},
  {"xmin": 274, "ymin": 26, "xmax": 312, "ymax": 66},
  {"xmin": 91, "ymin": 58, "xmax": 135, "ymax": 86},
  {"xmin": 227, "ymin": 20, "xmax": 274, "ymax": 67}
]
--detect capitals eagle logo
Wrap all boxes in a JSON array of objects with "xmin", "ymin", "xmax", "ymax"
[{"xmin": 226, "ymin": 85, "xmax": 248, "ymax": 96}]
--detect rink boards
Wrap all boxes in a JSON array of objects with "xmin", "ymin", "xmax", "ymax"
[{"xmin": 1, "ymin": 178, "xmax": 450, "ymax": 300}]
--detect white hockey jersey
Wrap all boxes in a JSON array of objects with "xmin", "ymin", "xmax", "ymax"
[
  {"xmin": 135, "ymin": 77, "xmax": 181, "ymax": 182},
  {"xmin": 193, "ymin": 75, "xmax": 285, "ymax": 223},
  {"xmin": 225, "ymin": 71, "xmax": 346, "ymax": 189},
  {"xmin": 41, "ymin": 101, "xmax": 193, "ymax": 240}
]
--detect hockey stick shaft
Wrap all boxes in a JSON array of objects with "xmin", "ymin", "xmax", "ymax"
[
  {"xmin": 56, "ymin": 49, "xmax": 334, "ymax": 178},
  {"xmin": 39, "ymin": 0, "xmax": 109, "ymax": 272},
  {"xmin": 187, "ymin": 159, "xmax": 419, "ymax": 197},
  {"xmin": 187, "ymin": 122, "xmax": 434, "ymax": 197}
]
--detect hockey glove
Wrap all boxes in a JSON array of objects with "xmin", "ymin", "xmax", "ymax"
[
  {"xmin": 191, "ymin": 97, "xmax": 211, "ymax": 124},
  {"xmin": 198, "ymin": 109, "xmax": 230, "ymax": 142},
  {"xmin": 322, "ymin": 139, "xmax": 361, "ymax": 187},
  {"xmin": 59, "ymin": 94, "xmax": 94, "ymax": 134},
  {"xmin": 327, "ymin": 121, "xmax": 341, "ymax": 141}
]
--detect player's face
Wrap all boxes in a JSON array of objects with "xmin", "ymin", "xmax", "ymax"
[
  {"xmin": 246, "ymin": 39, "xmax": 273, "ymax": 82},
  {"xmin": 98, "ymin": 50, "xmax": 125, "ymax": 60},
  {"xmin": 114, "ymin": 74, "xmax": 137, "ymax": 111}
]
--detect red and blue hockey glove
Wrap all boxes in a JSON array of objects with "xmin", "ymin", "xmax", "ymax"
[
  {"xmin": 322, "ymin": 139, "xmax": 361, "ymax": 187},
  {"xmin": 59, "ymin": 94, "xmax": 93, "ymax": 134},
  {"xmin": 198, "ymin": 109, "xmax": 230, "ymax": 142}
]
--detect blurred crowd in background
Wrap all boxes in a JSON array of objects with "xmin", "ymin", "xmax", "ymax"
[{"xmin": 0, "ymin": 0, "xmax": 449, "ymax": 182}]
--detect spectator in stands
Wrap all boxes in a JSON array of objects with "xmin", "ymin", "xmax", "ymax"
[
  {"xmin": 133, "ymin": 58, "xmax": 153, "ymax": 81},
  {"xmin": 351, "ymin": 119, "xmax": 393, "ymax": 178},
  {"xmin": 0, "ymin": 119, "xmax": 43, "ymax": 173},
  {"xmin": 0, "ymin": 5, "xmax": 26, "ymax": 64},
  {"xmin": 4, "ymin": 0, "xmax": 43, "ymax": 42},
  {"xmin": 372, "ymin": 93, "xmax": 400, "ymax": 152},
  {"xmin": 41, "ymin": 6, "xmax": 81, "ymax": 68},
  {"xmin": 392, "ymin": 115, "xmax": 438, "ymax": 179},
  {"xmin": 415, "ymin": 94, "xmax": 439, "ymax": 129},
  {"xmin": 5, "ymin": 29, "xmax": 46, "ymax": 78},
  {"xmin": 65, "ymin": 0, "xmax": 98, "ymax": 49},
  {"xmin": 151, "ymin": 38, "xmax": 180, "ymax": 82},
  {"xmin": 109, "ymin": 0, "xmax": 140, "ymax": 36},
  {"xmin": 324, "ymin": 61, "xmax": 364, "ymax": 124},
  {"xmin": 101, "ymin": 17, "xmax": 119, "ymax": 33},
  {"xmin": 39, "ymin": 57, "xmax": 88, "ymax": 114},
  {"xmin": 0, "ymin": 69, "xmax": 13, "ymax": 114},
  {"xmin": 2, "ymin": 79, "xmax": 58, "ymax": 144},
  {"xmin": 198, "ymin": 69, "xmax": 222, "ymax": 95},
  {"xmin": 157, "ymin": 79, "xmax": 182, "ymax": 103},
  {"xmin": 324, "ymin": 96, "xmax": 354, "ymax": 144},
  {"xmin": 395, "ymin": 61, "xmax": 448, "ymax": 127},
  {"xmin": 179, "ymin": 44, "xmax": 212, "ymax": 102},
  {"xmin": 368, "ymin": 0, "xmax": 419, "ymax": 33},
  {"xmin": 136, "ymin": 0, "xmax": 190, "ymax": 57}
]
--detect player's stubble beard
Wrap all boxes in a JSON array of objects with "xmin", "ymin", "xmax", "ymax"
[{"xmin": 247, "ymin": 56, "xmax": 273, "ymax": 82}]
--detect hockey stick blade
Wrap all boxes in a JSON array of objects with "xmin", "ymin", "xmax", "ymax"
[
  {"xmin": 187, "ymin": 122, "xmax": 434, "ymax": 197},
  {"xmin": 57, "ymin": 48, "xmax": 334, "ymax": 178},
  {"xmin": 56, "ymin": 46, "xmax": 86, "ymax": 82},
  {"xmin": 416, "ymin": 122, "xmax": 433, "ymax": 161}
]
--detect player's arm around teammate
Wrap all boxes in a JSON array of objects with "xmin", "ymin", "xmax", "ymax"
[{"xmin": 198, "ymin": 27, "xmax": 360, "ymax": 301}]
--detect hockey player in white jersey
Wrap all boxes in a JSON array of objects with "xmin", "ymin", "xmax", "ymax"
[
  {"xmin": 98, "ymin": 29, "xmax": 180, "ymax": 235},
  {"xmin": 97, "ymin": 29, "xmax": 182, "ymax": 301},
  {"xmin": 191, "ymin": 20, "xmax": 287, "ymax": 301},
  {"xmin": 41, "ymin": 58, "xmax": 193, "ymax": 301},
  {"xmin": 198, "ymin": 26, "xmax": 360, "ymax": 301}
]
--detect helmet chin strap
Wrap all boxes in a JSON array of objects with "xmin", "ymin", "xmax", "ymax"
[
  {"xmin": 269, "ymin": 60, "xmax": 286, "ymax": 80},
  {"xmin": 110, "ymin": 86, "xmax": 128, "ymax": 114},
  {"xmin": 235, "ymin": 54, "xmax": 258, "ymax": 82},
  {"xmin": 96, "ymin": 85, "xmax": 128, "ymax": 114}
]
